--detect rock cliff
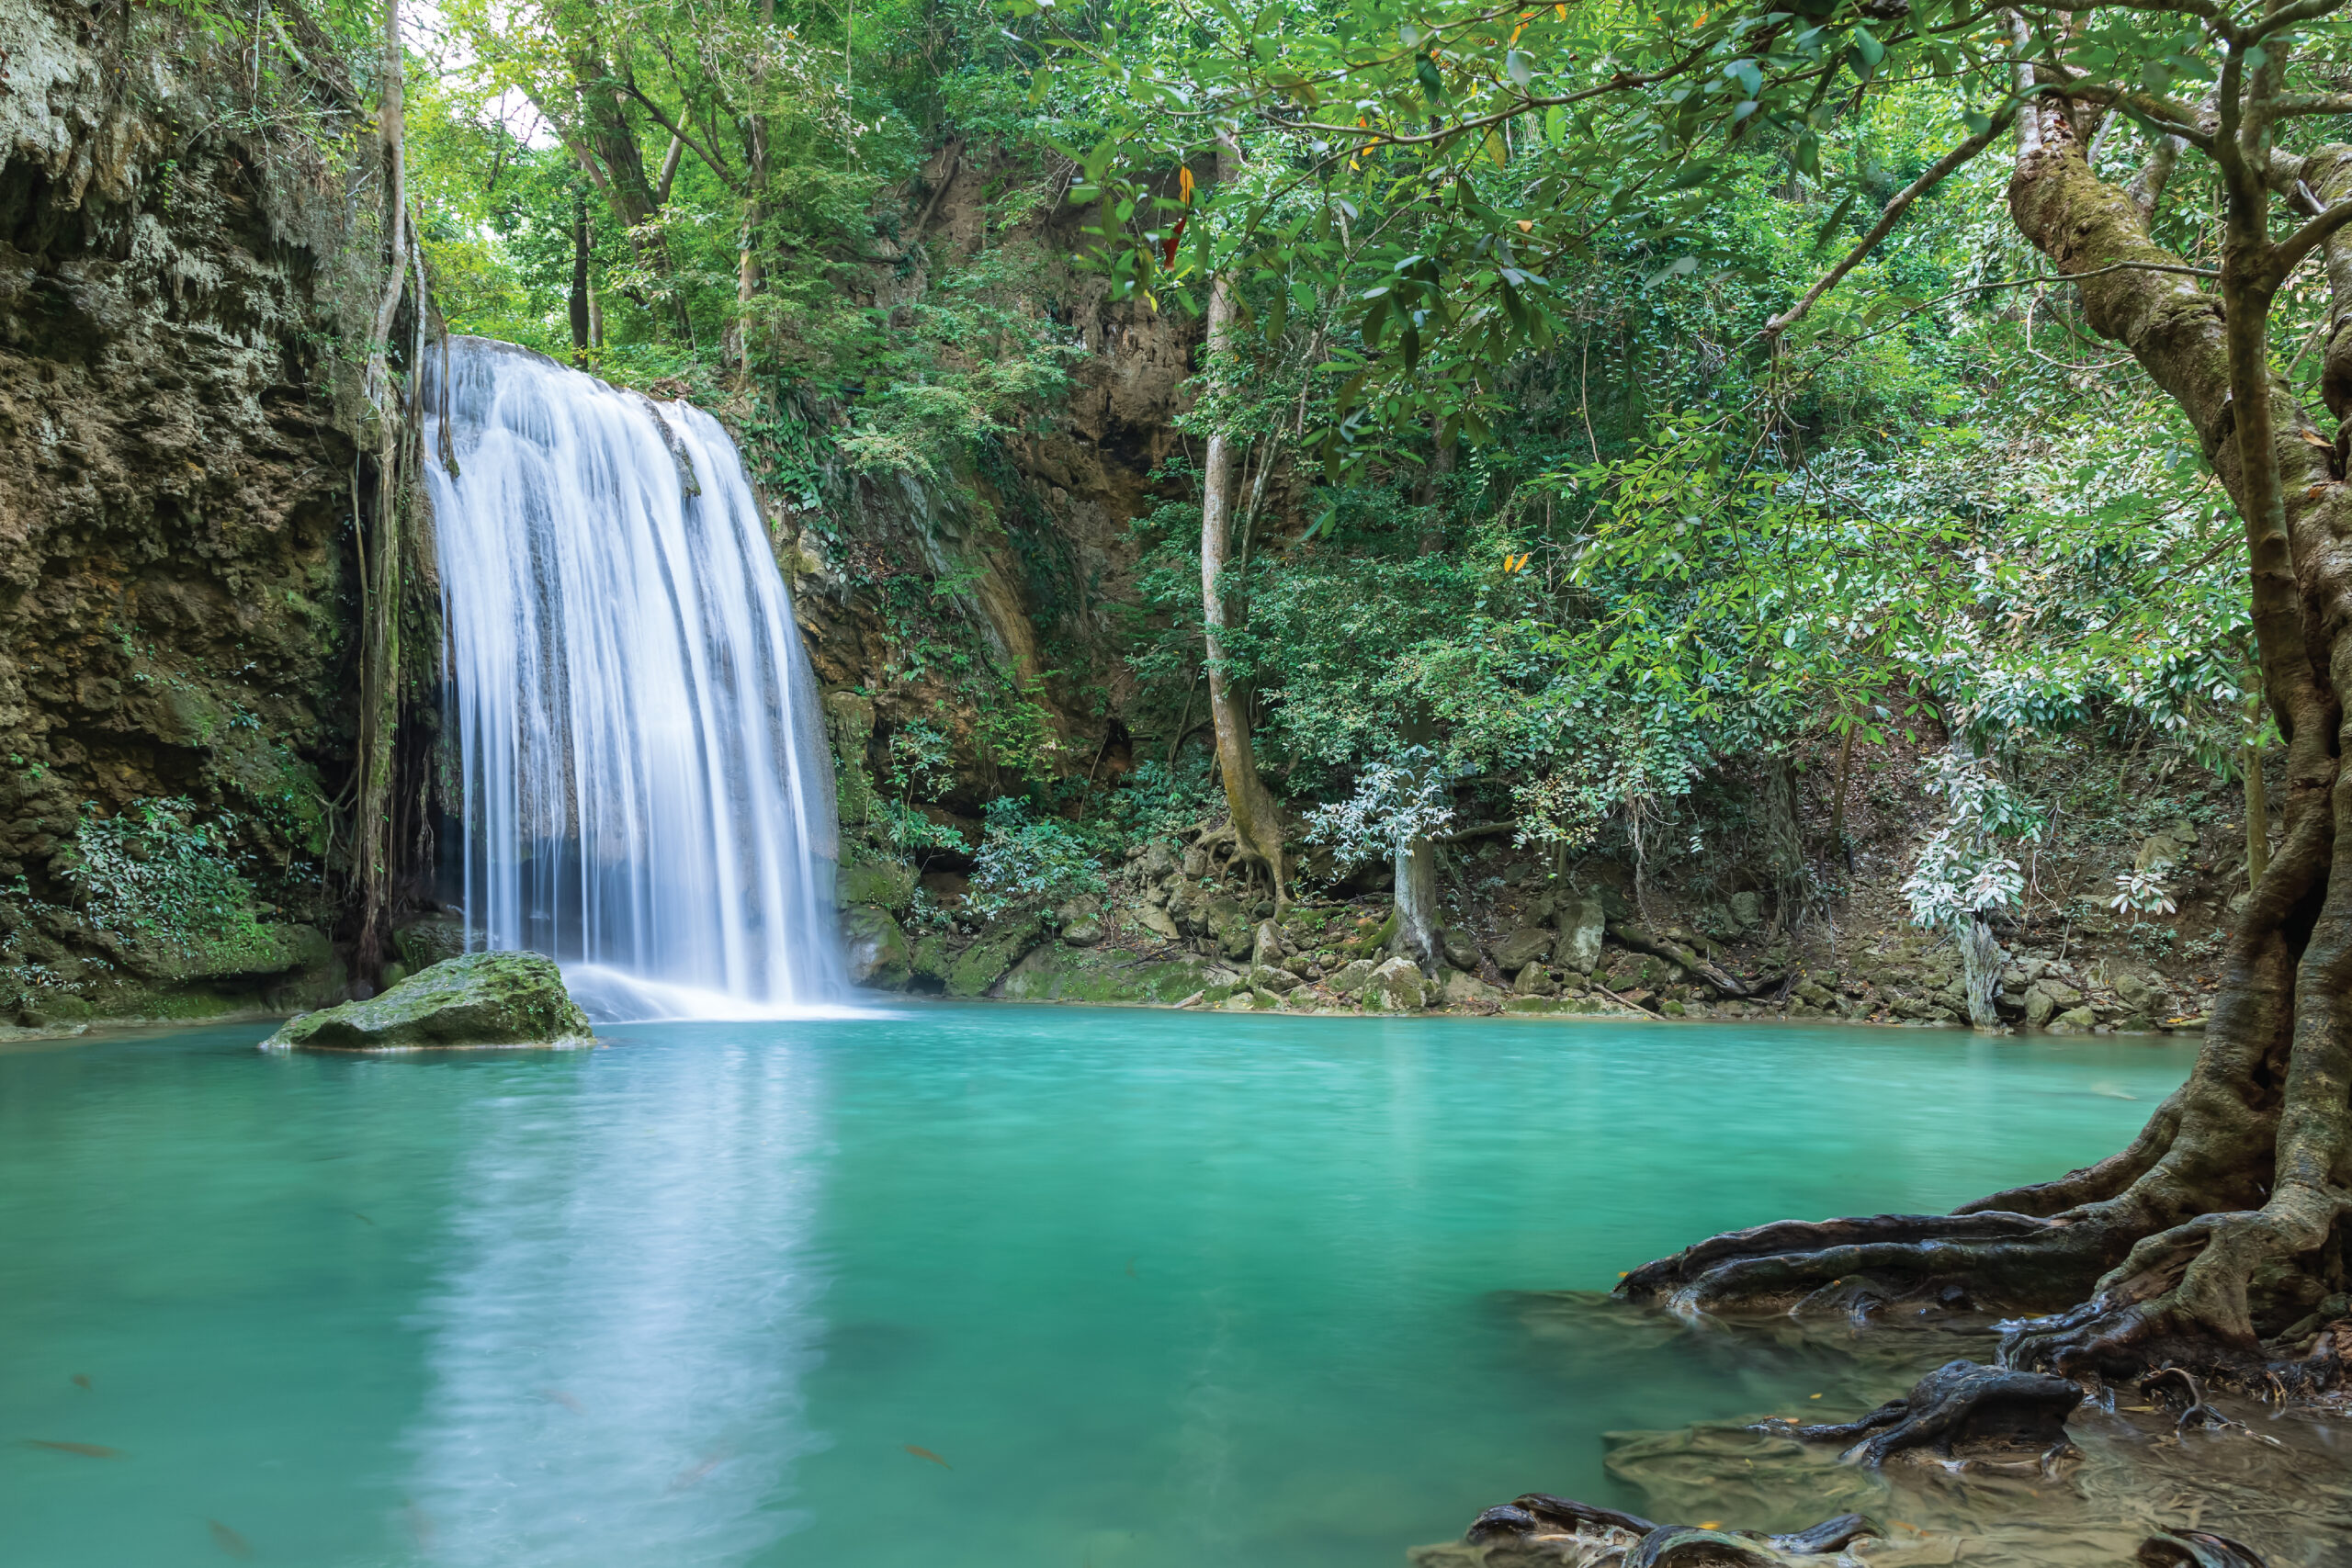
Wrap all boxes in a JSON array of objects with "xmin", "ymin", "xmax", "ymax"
[{"xmin": 0, "ymin": 0, "xmax": 377, "ymax": 1025}]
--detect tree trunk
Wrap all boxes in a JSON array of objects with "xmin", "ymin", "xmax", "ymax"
[
  {"xmin": 1198, "ymin": 131, "xmax": 1287, "ymax": 901},
  {"xmin": 353, "ymin": 0, "xmax": 410, "ymax": 982},
  {"xmin": 1959, "ymin": 915, "xmax": 2002, "ymax": 1032},
  {"xmin": 568, "ymin": 186, "xmax": 592, "ymax": 361},
  {"xmin": 1621, "ymin": 98, "xmax": 2352, "ymax": 1391},
  {"xmin": 1392, "ymin": 830, "xmax": 1441, "ymax": 974},
  {"xmin": 2244, "ymin": 741, "xmax": 2270, "ymax": 886},
  {"xmin": 568, "ymin": 42, "xmax": 695, "ymax": 343}
]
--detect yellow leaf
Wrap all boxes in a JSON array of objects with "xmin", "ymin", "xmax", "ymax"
[
  {"xmin": 1555, "ymin": 3, "xmax": 1566, "ymax": 15},
  {"xmin": 1517, "ymin": 219, "xmax": 1533, "ymax": 231},
  {"xmin": 1178, "ymin": 165, "xmax": 1195, "ymax": 203}
]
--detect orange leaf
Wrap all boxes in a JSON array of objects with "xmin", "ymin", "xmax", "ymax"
[
  {"xmin": 1516, "ymin": 219, "xmax": 1533, "ymax": 231},
  {"xmin": 1178, "ymin": 165, "xmax": 1195, "ymax": 204},
  {"xmin": 2300, "ymin": 429, "xmax": 2333, "ymax": 447}
]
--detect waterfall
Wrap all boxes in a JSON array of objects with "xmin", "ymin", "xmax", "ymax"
[{"xmin": 424, "ymin": 337, "xmax": 842, "ymax": 1018}]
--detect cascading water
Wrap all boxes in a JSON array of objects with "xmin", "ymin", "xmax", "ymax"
[{"xmin": 424, "ymin": 337, "xmax": 842, "ymax": 1019}]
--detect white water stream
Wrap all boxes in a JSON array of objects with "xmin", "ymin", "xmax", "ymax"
[{"xmin": 424, "ymin": 338, "xmax": 842, "ymax": 1018}]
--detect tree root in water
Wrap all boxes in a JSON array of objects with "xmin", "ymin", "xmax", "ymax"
[
  {"xmin": 1772, "ymin": 1359, "xmax": 2081, "ymax": 1471},
  {"xmin": 1451, "ymin": 1495, "xmax": 1883, "ymax": 1567}
]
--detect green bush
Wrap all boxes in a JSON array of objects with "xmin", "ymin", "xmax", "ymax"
[{"xmin": 66, "ymin": 797, "xmax": 260, "ymax": 944}]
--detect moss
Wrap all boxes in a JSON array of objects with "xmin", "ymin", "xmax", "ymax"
[
  {"xmin": 994, "ymin": 942, "xmax": 1214, "ymax": 1004},
  {"xmin": 264, "ymin": 952, "xmax": 591, "ymax": 1051}
]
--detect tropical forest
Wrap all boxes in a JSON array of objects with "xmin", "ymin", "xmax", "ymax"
[{"xmin": 1, "ymin": 0, "xmax": 2349, "ymax": 1561}]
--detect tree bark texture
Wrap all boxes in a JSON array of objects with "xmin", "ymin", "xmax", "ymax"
[
  {"xmin": 1198, "ymin": 132, "xmax": 1288, "ymax": 901},
  {"xmin": 1623, "ymin": 96, "xmax": 2352, "ymax": 1390},
  {"xmin": 1393, "ymin": 830, "xmax": 1441, "ymax": 974}
]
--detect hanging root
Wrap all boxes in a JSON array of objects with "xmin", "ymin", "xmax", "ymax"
[{"xmin": 1773, "ymin": 1359, "xmax": 2079, "ymax": 1470}]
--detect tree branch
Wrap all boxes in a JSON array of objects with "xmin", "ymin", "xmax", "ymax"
[
  {"xmin": 1765, "ymin": 109, "xmax": 2015, "ymax": 341},
  {"xmin": 616, "ymin": 74, "xmax": 740, "ymax": 191}
]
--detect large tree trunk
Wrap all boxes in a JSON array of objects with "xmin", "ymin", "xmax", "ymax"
[
  {"xmin": 568, "ymin": 186, "xmax": 592, "ymax": 361},
  {"xmin": 1199, "ymin": 132, "xmax": 1288, "ymax": 902},
  {"xmin": 1393, "ymin": 830, "xmax": 1441, "ymax": 973},
  {"xmin": 1621, "ymin": 100, "xmax": 2352, "ymax": 1390},
  {"xmin": 567, "ymin": 41, "xmax": 695, "ymax": 343}
]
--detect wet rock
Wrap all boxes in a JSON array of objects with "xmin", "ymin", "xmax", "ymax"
[
  {"xmin": 1328, "ymin": 958, "xmax": 1375, "ymax": 997},
  {"xmin": 1364, "ymin": 956, "xmax": 1426, "ymax": 1010},
  {"xmin": 264, "ymin": 953, "xmax": 591, "ymax": 1051},
  {"xmin": 1250, "ymin": 964, "xmax": 1301, "ymax": 993},
  {"xmin": 2053, "ymin": 1005, "xmax": 2097, "ymax": 1031},
  {"xmin": 1552, "ymin": 895, "xmax": 1605, "ymax": 974},
  {"xmin": 1512, "ymin": 962, "xmax": 1556, "ymax": 997},
  {"xmin": 842, "ymin": 906, "xmax": 911, "ymax": 987}
]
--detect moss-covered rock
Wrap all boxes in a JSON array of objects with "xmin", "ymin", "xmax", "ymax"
[
  {"xmin": 393, "ymin": 915, "xmax": 467, "ymax": 973},
  {"xmin": 944, "ymin": 914, "xmax": 1045, "ymax": 998},
  {"xmin": 997, "ymin": 943, "xmax": 1218, "ymax": 1004},
  {"xmin": 843, "ymin": 906, "xmax": 912, "ymax": 989},
  {"xmin": 263, "ymin": 952, "xmax": 592, "ymax": 1052},
  {"xmin": 837, "ymin": 856, "xmax": 917, "ymax": 913}
]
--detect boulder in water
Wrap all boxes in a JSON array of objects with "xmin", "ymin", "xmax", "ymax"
[{"xmin": 263, "ymin": 953, "xmax": 592, "ymax": 1051}]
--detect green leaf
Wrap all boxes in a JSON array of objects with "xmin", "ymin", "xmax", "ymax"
[
  {"xmin": 1506, "ymin": 49, "xmax": 1533, "ymax": 88},
  {"xmin": 1416, "ymin": 51, "xmax": 1443, "ymax": 107}
]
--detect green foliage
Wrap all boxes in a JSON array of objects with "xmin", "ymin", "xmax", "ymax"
[
  {"xmin": 967, "ymin": 797, "xmax": 1106, "ymax": 917},
  {"xmin": 66, "ymin": 799, "xmax": 262, "ymax": 945}
]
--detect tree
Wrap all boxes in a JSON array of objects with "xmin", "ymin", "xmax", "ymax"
[
  {"xmin": 1198, "ymin": 133, "xmax": 1293, "ymax": 901},
  {"xmin": 1046, "ymin": 0, "xmax": 2352, "ymax": 1382}
]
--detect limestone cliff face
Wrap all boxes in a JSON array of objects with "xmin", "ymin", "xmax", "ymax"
[{"xmin": 0, "ymin": 0, "xmax": 376, "ymax": 1020}]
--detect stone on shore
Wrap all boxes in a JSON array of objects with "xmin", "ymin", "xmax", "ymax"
[{"xmin": 264, "ymin": 952, "xmax": 592, "ymax": 1051}]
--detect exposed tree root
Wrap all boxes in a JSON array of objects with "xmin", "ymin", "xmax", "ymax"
[
  {"xmin": 1461, "ymin": 1495, "xmax": 1880, "ymax": 1566},
  {"xmin": 1776, "ymin": 1359, "xmax": 2080, "ymax": 1470},
  {"xmin": 2137, "ymin": 1530, "xmax": 2271, "ymax": 1568}
]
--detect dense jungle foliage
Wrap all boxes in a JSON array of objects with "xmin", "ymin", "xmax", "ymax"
[{"xmin": 193, "ymin": 0, "xmax": 2292, "ymax": 935}]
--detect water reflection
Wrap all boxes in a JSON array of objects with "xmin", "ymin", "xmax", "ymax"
[{"xmin": 400, "ymin": 1042, "xmax": 830, "ymax": 1566}]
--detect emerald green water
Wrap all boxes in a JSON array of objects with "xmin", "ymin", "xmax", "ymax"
[{"xmin": 0, "ymin": 1008, "xmax": 2189, "ymax": 1567}]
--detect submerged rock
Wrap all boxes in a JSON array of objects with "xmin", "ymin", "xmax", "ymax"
[{"xmin": 264, "ymin": 953, "xmax": 592, "ymax": 1052}]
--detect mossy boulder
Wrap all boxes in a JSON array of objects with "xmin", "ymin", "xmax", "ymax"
[
  {"xmin": 109, "ymin": 920, "xmax": 332, "ymax": 984},
  {"xmin": 843, "ymin": 906, "xmax": 912, "ymax": 989},
  {"xmin": 837, "ymin": 856, "xmax": 917, "ymax": 913},
  {"xmin": 263, "ymin": 952, "xmax": 592, "ymax": 1052},
  {"xmin": 944, "ymin": 914, "xmax": 1046, "ymax": 998},
  {"xmin": 997, "ymin": 943, "xmax": 1216, "ymax": 1004}
]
